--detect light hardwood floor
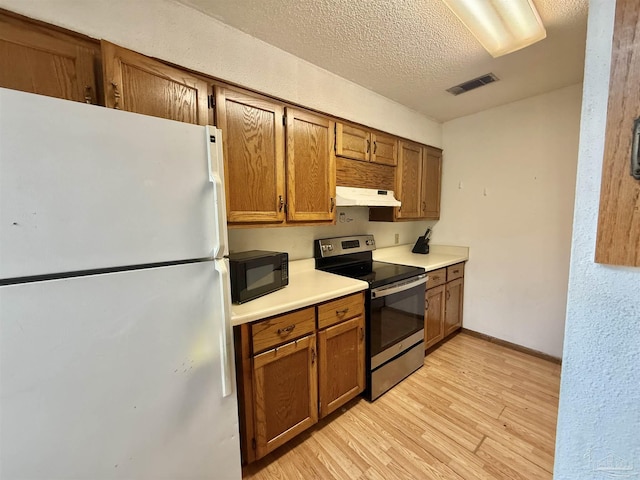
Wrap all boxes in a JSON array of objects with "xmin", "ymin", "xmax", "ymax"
[{"xmin": 242, "ymin": 332, "xmax": 561, "ymax": 480}]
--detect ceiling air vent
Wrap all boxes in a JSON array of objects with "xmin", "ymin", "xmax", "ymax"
[{"xmin": 446, "ymin": 73, "xmax": 499, "ymax": 96}]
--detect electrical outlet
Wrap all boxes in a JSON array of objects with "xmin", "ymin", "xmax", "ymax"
[{"xmin": 394, "ymin": 233, "xmax": 399, "ymax": 244}]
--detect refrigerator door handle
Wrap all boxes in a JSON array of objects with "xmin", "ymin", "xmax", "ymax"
[
  {"xmin": 215, "ymin": 259, "xmax": 234, "ymax": 398},
  {"xmin": 206, "ymin": 126, "xmax": 229, "ymax": 258}
]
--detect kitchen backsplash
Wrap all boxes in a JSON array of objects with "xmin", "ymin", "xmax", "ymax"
[{"xmin": 228, "ymin": 207, "xmax": 436, "ymax": 260}]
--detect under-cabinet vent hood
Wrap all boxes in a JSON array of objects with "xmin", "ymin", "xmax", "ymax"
[{"xmin": 335, "ymin": 186, "xmax": 401, "ymax": 207}]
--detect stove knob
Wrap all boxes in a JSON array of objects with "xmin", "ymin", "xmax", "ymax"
[{"xmin": 327, "ymin": 245, "xmax": 334, "ymax": 251}]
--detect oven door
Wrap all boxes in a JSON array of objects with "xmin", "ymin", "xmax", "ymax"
[{"xmin": 369, "ymin": 274, "xmax": 427, "ymax": 369}]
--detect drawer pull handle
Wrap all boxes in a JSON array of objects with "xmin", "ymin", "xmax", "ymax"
[
  {"xmin": 453, "ymin": 269, "xmax": 459, "ymax": 274},
  {"xmin": 432, "ymin": 276, "xmax": 440, "ymax": 281},
  {"xmin": 277, "ymin": 324, "xmax": 295, "ymax": 335},
  {"xmin": 336, "ymin": 308, "xmax": 350, "ymax": 316}
]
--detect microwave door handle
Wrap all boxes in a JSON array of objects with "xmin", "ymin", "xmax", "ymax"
[{"xmin": 371, "ymin": 274, "xmax": 427, "ymax": 299}]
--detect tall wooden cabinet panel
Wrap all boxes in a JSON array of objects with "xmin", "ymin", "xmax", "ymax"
[
  {"xmin": 425, "ymin": 284, "xmax": 446, "ymax": 349},
  {"xmin": 444, "ymin": 277, "xmax": 464, "ymax": 337},
  {"xmin": 101, "ymin": 41, "xmax": 209, "ymax": 125},
  {"xmin": 396, "ymin": 140, "xmax": 424, "ymax": 219},
  {"xmin": 318, "ymin": 315, "xmax": 365, "ymax": 418},
  {"xmin": 216, "ymin": 88, "xmax": 285, "ymax": 224},
  {"xmin": 423, "ymin": 146, "xmax": 442, "ymax": 220},
  {"xmin": 285, "ymin": 108, "xmax": 336, "ymax": 222},
  {"xmin": 595, "ymin": 0, "xmax": 640, "ymax": 266},
  {"xmin": 252, "ymin": 334, "xmax": 318, "ymax": 459},
  {"xmin": 0, "ymin": 14, "xmax": 99, "ymax": 104}
]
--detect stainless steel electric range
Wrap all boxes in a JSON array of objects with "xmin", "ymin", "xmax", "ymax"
[{"xmin": 315, "ymin": 235, "xmax": 427, "ymax": 400}]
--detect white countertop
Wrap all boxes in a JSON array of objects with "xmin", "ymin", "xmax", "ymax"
[
  {"xmin": 231, "ymin": 259, "xmax": 368, "ymax": 326},
  {"xmin": 372, "ymin": 244, "xmax": 469, "ymax": 271},
  {"xmin": 230, "ymin": 244, "xmax": 469, "ymax": 326}
]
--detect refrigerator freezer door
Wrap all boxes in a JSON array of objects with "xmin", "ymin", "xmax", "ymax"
[
  {"xmin": 0, "ymin": 88, "xmax": 221, "ymax": 280},
  {"xmin": 0, "ymin": 261, "xmax": 241, "ymax": 480}
]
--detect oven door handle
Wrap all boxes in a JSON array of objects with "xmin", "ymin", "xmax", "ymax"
[{"xmin": 371, "ymin": 274, "xmax": 427, "ymax": 298}]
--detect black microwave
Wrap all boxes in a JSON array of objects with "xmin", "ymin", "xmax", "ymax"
[{"xmin": 228, "ymin": 250, "xmax": 289, "ymax": 304}]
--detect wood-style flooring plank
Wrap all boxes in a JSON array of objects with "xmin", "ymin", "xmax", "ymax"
[{"xmin": 242, "ymin": 333, "xmax": 561, "ymax": 480}]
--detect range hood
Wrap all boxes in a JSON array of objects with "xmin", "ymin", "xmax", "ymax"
[{"xmin": 335, "ymin": 186, "xmax": 401, "ymax": 207}]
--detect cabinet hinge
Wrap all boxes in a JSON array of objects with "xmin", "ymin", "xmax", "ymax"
[
  {"xmin": 318, "ymin": 401, "xmax": 321, "ymax": 413},
  {"xmin": 207, "ymin": 94, "xmax": 215, "ymax": 109},
  {"xmin": 251, "ymin": 438, "xmax": 256, "ymax": 451}
]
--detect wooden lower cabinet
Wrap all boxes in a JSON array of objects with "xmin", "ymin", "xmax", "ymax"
[
  {"xmin": 425, "ymin": 263, "xmax": 465, "ymax": 351},
  {"xmin": 235, "ymin": 292, "xmax": 365, "ymax": 463},
  {"xmin": 425, "ymin": 284, "xmax": 446, "ymax": 349},
  {"xmin": 318, "ymin": 315, "xmax": 365, "ymax": 417},
  {"xmin": 444, "ymin": 277, "xmax": 464, "ymax": 336},
  {"xmin": 253, "ymin": 334, "xmax": 317, "ymax": 459}
]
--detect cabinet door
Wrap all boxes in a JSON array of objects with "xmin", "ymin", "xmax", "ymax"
[
  {"xmin": 285, "ymin": 108, "xmax": 336, "ymax": 222},
  {"xmin": 425, "ymin": 285, "xmax": 446, "ymax": 350},
  {"xmin": 318, "ymin": 315, "xmax": 365, "ymax": 418},
  {"xmin": 253, "ymin": 334, "xmax": 317, "ymax": 459},
  {"xmin": 216, "ymin": 88, "xmax": 285, "ymax": 224},
  {"xmin": 101, "ymin": 41, "xmax": 209, "ymax": 125},
  {"xmin": 444, "ymin": 278, "xmax": 464, "ymax": 337},
  {"xmin": 396, "ymin": 140, "xmax": 424, "ymax": 219},
  {"xmin": 335, "ymin": 123, "xmax": 370, "ymax": 162},
  {"xmin": 0, "ymin": 15, "xmax": 98, "ymax": 104},
  {"xmin": 371, "ymin": 132, "xmax": 398, "ymax": 166},
  {"xmin": 423, "ymin": 147, "xmax": 442, "ymax": 219}
]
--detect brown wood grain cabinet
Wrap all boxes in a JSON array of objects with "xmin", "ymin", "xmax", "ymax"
[
  {"xmin": 595, "ymin": 0, "xmax": 640, "ymax": 266},
  {"xmin": 235, "ymin": 292, "xmax": 365, "ymax": 463},
  {"xmin": 101, "ymin": 40, "xmax": 210, "ymax": 125},
  {"xmin": 370, "ymin": 143, "xmax": 443, "ymax": 222},
  {"xmin": 252, "ymin": 334, "xmax": 318, "ymax": 459},
  {"xmin": 425, "ymin": 263, "xmax": 464, "ymax": 351},
  {"xmin": 335, "ymin": 122, "xmax": 397, "ymax": 166},
  {"xmin": 215, "ymin": 88, "xmax": 286, "ymax": 224},
  {"xmin": 0, "ymin": 12, "xmax": 100, "ymax": 104},
  {"xmin": 285, "ymin": 108, "xmax": 336, "ymax": 223},
  {"xmin": 423, "ymin": 146, "xmax": 443, "ymax": 220}
]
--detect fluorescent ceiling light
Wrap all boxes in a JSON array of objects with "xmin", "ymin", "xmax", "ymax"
[{"xmin": 442, "ymin": 0, "xmax": 546, "ymax": 57}]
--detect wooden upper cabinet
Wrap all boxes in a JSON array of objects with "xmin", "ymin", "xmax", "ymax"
[
  {"xmin": 335, "ymin": 122, "xmax": 398, "ymax": 166},
  {"xmin": 101, "ymin": 40, "xmax": 209, "ymax": 125},
  {"xmin": 0, "ymin": 14, "xmax": 99, "ymax": 104},
  {"xmin": 216, "ymin": 88, "xmax": 285, "ymax": 224},
  {"xmin": 595, "ymin": 0, "xmax": 640, "ymax": 266},
  {"xmin": 396, "ymin": 140, "xmax": 424, "ymax": 219},
  {"xmin": 286, "ymin": 108, "xmax": 336, "ymax": 223},
  {"xmin": 423, "ymin": 146, "xmax": 442, "ymax": 220},
  {"xmin": 371, "ymin": 132, "xmax": 398, "ymax": 166},
  {"xmin": 335, "ymin": 123, "xmax": 370, "ymax": 162}
]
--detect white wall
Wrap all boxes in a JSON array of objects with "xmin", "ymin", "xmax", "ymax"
[
  {"xmin": 229, "ymin": 208, "xmax": 433, "ymax": 260},
  {"xmin": 554, "ymin": 0, "xmax": 640, "ymax": 477},
  {"xmin": 436, "ymin": 85, "xmax": 582, "ymax": 357},
  {"xmin": 0, "ymin": 0, "xmax": 441, "ymax": 147}
]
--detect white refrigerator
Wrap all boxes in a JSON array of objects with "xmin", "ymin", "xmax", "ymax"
[{"xmin": 0, "ymin": 88, "xmax": 242, "ymax": 479}]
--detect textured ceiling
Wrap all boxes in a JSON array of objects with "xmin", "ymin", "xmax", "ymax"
[{"xmin": 176, "ymin": 0, "xmax": 588, "ymax": 122}]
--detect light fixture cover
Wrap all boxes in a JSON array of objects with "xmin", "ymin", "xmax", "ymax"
[{"xmin": 442, "ymin": 0, "xmax": 547, "ymax": 57}]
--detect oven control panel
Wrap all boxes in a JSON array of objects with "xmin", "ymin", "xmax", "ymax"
[{"xmin": 315, "ymin": 235, "xmax": 376, "ymax": 258}]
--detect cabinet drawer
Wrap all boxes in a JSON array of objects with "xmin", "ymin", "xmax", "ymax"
[
  {"xmin": 447, "ymin": 263, "xmax": 465, "ymax": 281},
  {"xmin": 427, "ymin": 268, "xmax": 447, "ymax": 288},
  {"xmin": 317, "ymin": 292, "xmax": 364, "ymax": 329},
  {"xmin": 251, "ymin": 307, "xmax": 316, "ymax": 353}
]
